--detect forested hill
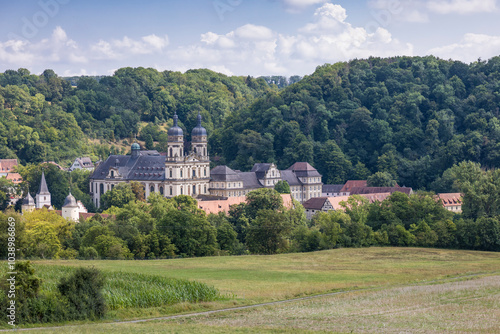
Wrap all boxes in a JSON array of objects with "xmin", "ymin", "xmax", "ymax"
[
  {"xmin": 218, "ymin": 56, "xmax": 500, "ymax": 191},
  {"xmin": 1, "ymin": 56, "xmax": 500, "ymax": 191},
  {"xmin": 0, "ymin": 68, "xmax": 273, "ymax": 164}
]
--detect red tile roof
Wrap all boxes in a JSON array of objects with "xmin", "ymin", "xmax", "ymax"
[
  {"xmin": 340, "ymin": 180, "xmax": 368, "ymax": 193},
  {"xmin": 5, "ymin": 172, "xmax": 23, "ymax": 184},
  {"xmin": 0, "ymin": 159, "xmax": 18, "ymax": 172},
  {"xmin": 437, "ymin": 193, "xmax": 462, "ymax": 206},
  {"xmin": 198, "ymin": 194, "xmax": 293, "ymax": 214}
]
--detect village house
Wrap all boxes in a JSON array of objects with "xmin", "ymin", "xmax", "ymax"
[
  {"xmin": 437, "ymin": 193, "xmax": 462, "ymax": 213},
  {"xmin": 69, "ymin": 157, "xmax": 95, "ymax": 172}
]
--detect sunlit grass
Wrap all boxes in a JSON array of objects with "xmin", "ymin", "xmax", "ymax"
[
  {"xmin": 34, "ymin": 247, "xmax": 500, "ymax": 303},
  {"xmin": 32, "ymin": 265, "xmax": 223, "ymax": 310}
]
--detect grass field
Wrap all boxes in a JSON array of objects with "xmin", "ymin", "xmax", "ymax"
[
  {"xmin": 35, "ymin": 247, "xmax": 500, "ymax": 302},
  {"xmin": 25, "ymin": 275, "xmax": 500, "ymax": 333},
  {"xmin": 8, "ymin": 247, "xmax": 499, "ymax": 331},
  {"xmin": 32, "ymin": 267, "xmax": 222, "ymax": 310}
]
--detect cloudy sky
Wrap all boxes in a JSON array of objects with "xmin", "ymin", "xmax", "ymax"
[{"xmin": 0, "ymin": 0, "xmax": 499, "ymax": 77}]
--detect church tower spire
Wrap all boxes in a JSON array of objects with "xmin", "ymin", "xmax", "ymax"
[
  {"xmin": 167, "ymin": 112, "xmax": 184, "ymax": 161},
  {"xmin": 191, "ymin": 112, "xmax": 208, "ymax": 161},
  {"xmin": 36, "ymin": 171, "xmax": 51, "ymax": 209}
]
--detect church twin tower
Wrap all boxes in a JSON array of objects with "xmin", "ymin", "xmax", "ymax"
[{"xmin": 165, "ymin": 112, "xmax": 210, "ymax": 196}]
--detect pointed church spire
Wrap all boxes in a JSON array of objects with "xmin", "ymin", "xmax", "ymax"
[{"xmin": 38, "ymin": 171, "xmax": 50, "ymax": 195}]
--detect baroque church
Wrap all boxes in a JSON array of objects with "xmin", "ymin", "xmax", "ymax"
[
  {"xmin": 90, "ymin": 112, "xmax": 210, "ymax": 208},
  {"xmin": 90, "ymin": 113, "xmax": 323, "ymax": 207}
]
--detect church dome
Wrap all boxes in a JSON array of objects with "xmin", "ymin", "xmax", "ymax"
[
  {"xmin": 131, "ymin": 142, "xmax": 140, "ymax": 150},
  {"xmin": 63, "ymin": 192, "xmax": 78, "ymax": 208},
  {"xmin": 191, "ymin": 113, "xmax": 207, "ymax": 137},
  {"xmin": 168, "ymin": 113, "xmax": 184, "ymax": 136}
]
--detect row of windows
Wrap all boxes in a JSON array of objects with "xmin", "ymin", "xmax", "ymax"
[
  {"xmin": 168, "ymin": 167, "xmax": 208, "ymax": 179},
  {"xmin": 93, "ymin": 182, "xmax": 208, "ymax": 197},
  {"xmin": 212, "ymin": 182, "xmax": 242, "ymax": 189}
]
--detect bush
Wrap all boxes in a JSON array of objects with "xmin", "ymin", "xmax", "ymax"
[
  {"xmin": 80, "ymin": 246, "xmax": 99, "ymax": 259},
  {"xmin": 58, "ymin": 248, "xmax": 78, "ymax": 259},
  {"xmin": 57, "ymin": 267, "xmax": 106, "ymax": 320}
]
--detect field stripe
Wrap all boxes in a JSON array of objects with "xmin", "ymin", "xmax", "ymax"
[{"xmin": 1, "ymin": 272, "xmax": 496, "ymax": 333}]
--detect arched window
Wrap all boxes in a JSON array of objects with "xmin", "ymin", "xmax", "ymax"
[
  {"xmin": 204, "ymin": 147, "xmax": 206, "ymax": 156},
  {"xmin": 204, "ymin": 168, "xmax": 207, "ymax": 176},
  {"xmin": 180, "ymin": 187, "xmax": 183, "ymax": 195},
  {"xmin": 100, "ymin": 183, "xmax": 104, "ymax": 195},
  {"xmin": 180, "ymin": 170, "xmax": 183, "ymax": 178},
  {"xmin": 170, "ymin": 186, "xmax": 173, "ymax": 196},
  {"xmin": 169, "ymin": 169, "xmax": 172, "ymax": 178},
  {"xmin": 150, "ymin": 185, "xmax": 154, "ymax": 193},
  {"xmin": 111, "ymin": 170, "xmax": 114, "ymax": 178},
  {"xmin": 204, "ymin": 185, "xmax": 207, "ymax": 193},
  {"xmin": 192, "ymin": 169, "xmax": 196, "ymax": 178},
  {"xmin": 111, "ymin": 184, "xmax": 114, "ymax": 189},
  {"xmin": 160, "ymin": 186, "xmax": 164, "ymax": 195},
  {"xmin": 169, "ymin": 148, "xmax": 173, "ymax": 157},
  {"xmin": 193, "ymin": 185, "xmax": 196, "ymax": 194}
]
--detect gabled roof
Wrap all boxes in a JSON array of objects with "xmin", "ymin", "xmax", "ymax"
[
  {"xmin": 437, "ymin": 193, "xmax": 462, "ymax": 206},
  {"xmin": 6, "ymin": 173, "xmax": 22, "ymax": 184},
  {"xmin": 360, "ymin": 192, "xmax": 391, "ymax": 203},
  {"xmin": 38, "ymin": 171, "xmax": 50, "ymax": 195},
  {"xmin": 327, "ymin": 196, "xmax": 351, "ymax": 210},
  {"xmin": 340, "ymin": 180, "xmax": 368, "ymax": 193},
  {"xmin": 302, "ymin": 197, "xmax": 329, "ymax": 210},
  {"xmin": 251, "ymin": 163, "xmax": 273, "ymax": 179},
  {"xmin": 287, "ymin": 162, "xmax": 321, "ymax": 178},
  {"xmin": 0, "ymin": 159, "xmax": 18, "ymax": 172},
  {"xmin": 322, "ymin": 184, "xmax": 344, "ymax": 193},
  {"xmin": 74, "ymin": 157, "xmax": 94, "ymax": 168}
]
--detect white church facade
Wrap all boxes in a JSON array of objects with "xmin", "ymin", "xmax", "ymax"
[{"xmin": 89, "ymin": 113, "xmax": 211, "ymax": 208}]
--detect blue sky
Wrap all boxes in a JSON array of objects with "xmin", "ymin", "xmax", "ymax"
[{"xmin": 1, "ymin": 0, "xmax": 499, "ymax": 77}]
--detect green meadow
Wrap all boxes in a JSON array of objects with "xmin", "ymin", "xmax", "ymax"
[
  {"xmin": 35, "ymin": 247, "xmax": 500, "ymax": 303},
  {"xmin": 4, "ymin": 247, "xmax": 499, "ymax": 331}
]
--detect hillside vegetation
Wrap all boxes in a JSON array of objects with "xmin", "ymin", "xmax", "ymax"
[{"xmin": 2, "ymin": 56, "xmax": 500, "ymax": 190}]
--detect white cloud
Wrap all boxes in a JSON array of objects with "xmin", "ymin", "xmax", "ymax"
[
  {"xmin": 280, "ymin": 0, "xmax": 329, "ymax": 13},
  {"xmin": 0, "ymin": 26, "xmax": 87, "ymax": 70},
  {"xmin": 90, "ymin": 34, "xmax": 169, "ymax": 59},
  {"xmin": 168, "ymin": 3, "xmax": 413, "ymax": 76},
  {"xmin": 428, "ymin": 33, "xmax": 500, "ymax": 62},
  {"xmin": 427, "ymin": 0, "xmax": 497, "ymax": 14},
  {"xmin": 235, "ymin": 24, "xmax": 274, "ymax": 40},
  {"xmin": 315, "ymin": 3, "xmax": 347, "ymax": 21}
]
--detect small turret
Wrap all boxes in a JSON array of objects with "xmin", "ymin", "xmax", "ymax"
[{"xmin": 21, "ymin": 191, "xmax": 35, "ymax": 213}]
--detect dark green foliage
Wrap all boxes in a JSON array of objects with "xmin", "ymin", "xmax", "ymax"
[
  {"xmin": 274, "ymin": 180, "xmax": 291, "ymax": 194},
  {"xmin": 57, "ymin": 267, "xmax": 106, "ymax": 320},
  {"xmin": 367, "ymin": 172, "xmax": 397, "ymax": 187},
  {"xmin": 246, "ymin": 209, "xmax": 291, "ymax": 254},
  {"xmin": 100, "ymin": 183, "xmax": 135, "ymax": 210}
]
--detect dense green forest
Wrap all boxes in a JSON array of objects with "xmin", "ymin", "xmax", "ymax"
[{"xmin": 2, "ymin": 55, "xmax": 500, "ymax": 191}]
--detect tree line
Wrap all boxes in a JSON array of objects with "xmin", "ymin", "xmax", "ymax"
[
  {"xmin": 1, "ymin": 160, "xmax": 499, "ymax": 262},
  {"xmin": 2, "ymin": 56, "xmax": 500, "ymax": 192}
]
